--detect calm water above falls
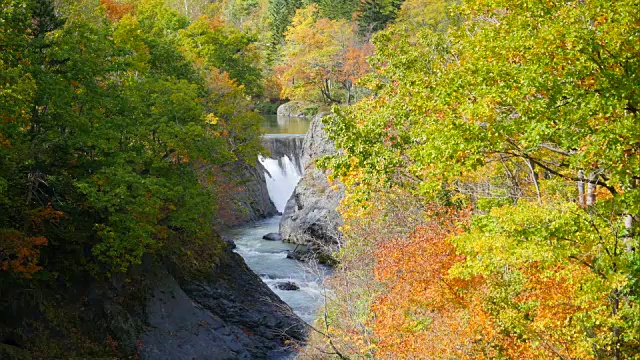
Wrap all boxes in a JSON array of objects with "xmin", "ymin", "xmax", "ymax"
[{"xmin": 260, "ymin": 114, "xmax": 312, "ymax": 135}]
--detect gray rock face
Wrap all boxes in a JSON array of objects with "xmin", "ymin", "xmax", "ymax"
[
  {"xmin": 139, "ymin": 249, "xmax": 305, "ymax": 360},
  {"xmin": 214, "ymin": 160, "xmax": 279, "ymax": 227},
  {"xmin": 279, "ymin": 113, "xmax": 344, "ymax": 253},
  {"xmin": 139, "ymin": 268, "xmax": 247, "ymax": 360},
  {"xmin": 276, "ymin": 101, "xmax": 317, "ymax": 118},
  {"xmin": 0, "ymin": 244, "xmax": 301, "ymax": 360}
]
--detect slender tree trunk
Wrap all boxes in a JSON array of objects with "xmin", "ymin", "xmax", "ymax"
[
  {"xmin": 499, "ymin": 155, "xmax": 520, "ymax": 204},
  {"xmin": 578, "ymin": 170, "xmax": 586, "ymax": 205},
  {"xmin": 623, "ymin": 214, "xmax": 634, "ymax": 251},
  {"xmin": 526, "ymin": 159, "xmax": 541, "ymax": 203},
  {"xmin": 587, "ymin": 171, "xmax": 598, "ymax": 206},
  {"xmin": 610, "ymin": 288, "xmax": 622, "ymax": 360},
  {"xmin": 623, "ymin": 179, "xmax": 637, "ymax": 252}
]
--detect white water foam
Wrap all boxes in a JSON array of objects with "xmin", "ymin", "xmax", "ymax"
[
  {"xmin": 259, "ymin": 155, "xmax": 301, "ymax": 212},
  {"xmin": 226, "ymin": 216, "xmax": 330, "ymax": 324}
]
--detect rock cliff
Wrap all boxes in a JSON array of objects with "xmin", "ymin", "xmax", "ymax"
[
  {"xmin": 214, "ymin": 160, "xmax": 279, "ymax": 227},
  {"xmin": 140, "ymin": 249, "xmax": 304, "ymax": 359},
  {"xmin": 0, "ymin": 245, "xmax": 304, "ymax": 360},
  {"xmin": 279, "ymin": 113, "xmax": 344, "ymax": 257}
]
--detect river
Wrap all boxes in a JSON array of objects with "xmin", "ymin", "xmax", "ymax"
[
  {"xmin": 260, "ymin": 114, "xmax": 312, "ymax": 135},
  {"xmin": 225, "ymin": 114, "xmax": 326, "ymax": 325}
]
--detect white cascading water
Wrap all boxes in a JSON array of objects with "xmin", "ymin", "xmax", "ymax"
[{"xmin": 259, "ymin": 155, "xmax": 301, "ymax": 212}]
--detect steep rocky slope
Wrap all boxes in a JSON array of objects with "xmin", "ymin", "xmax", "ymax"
[
  {"xmin": 0, "ymin": 243, "xmax": 304, "ymax": 360},
  {"xmin": 214, "ymin": 160, "xmax": 280, "ymax": 227},
  {"xmin": 279, "ymin": 114, "xmax": 345, "ymax": 258}
]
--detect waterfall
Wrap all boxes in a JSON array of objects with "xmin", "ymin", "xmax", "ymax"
[{"xmin": 259, "ymin": 134, "xmax": 305, "ymax": 212}]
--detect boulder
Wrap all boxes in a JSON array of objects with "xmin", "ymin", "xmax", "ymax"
[
  {"xmin": 262, "ymin": 232, "xmax": 283, "ymax": 241},
  {"xmin": 286, "ymin": 248, "xmax": 311, "ymax": 262},
  {"xmin": 276, "ymin": 101, "xmax": 316, "ymax": 118},
  {"xmin": 274, "ymin": 281, "xmax": 300, "ymax": 291}
]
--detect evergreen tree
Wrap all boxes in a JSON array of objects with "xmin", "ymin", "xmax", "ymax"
[
  {"xmin": 268, "ymin": 0, "xmax": 302, "ymax": 48},
  {"xmin": 356, "ymin": 0, "xmax": 403, "ymax": 36},
  {"xmin": 315, "ymin": 0, "xmax": 359, "ymax": 20}
]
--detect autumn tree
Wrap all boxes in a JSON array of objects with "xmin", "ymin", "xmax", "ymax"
[
  {"xmin": 179, "ymin": 14, "xmax": 263, "ymax": 95},
  {"xmin": 0, "ymin": 0, "xmax": 264, "ymax": 278},
  {"xmin": 276, "ymin": 4, "xmax": 372, "ymax": 103}
]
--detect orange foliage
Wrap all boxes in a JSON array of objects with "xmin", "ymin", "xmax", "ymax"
[
  {"xmin": 499, "ymin": 264, "xmax": 599, "ymax": 359},
  {"xmin": 276, "ymin": 5, "xmax": 372, "ymax": 102},
  {"xmin": 0, "ymin": 204, "xmax": 62, "ymax": 277},
  {"xmin": 204, "ymin": 67, "xmax": 238, "ymax": 95},
  {"xmin": 371, "ymin": 205, "xmax": 601, "ymax": 359},
  {"xmin": 100, "ymin": 0, "xmax": 134, "ymax": 22},
  {"xmin": 371, "ymin": 206, "xmax": 493, "ymax": 359},
  {"xmin": 0, "ymin": 230, "xmax": 48, "ymax": 277},
  {"xmin": 341, "ymin": 43, "xmax": 374, "ymax": 84}
]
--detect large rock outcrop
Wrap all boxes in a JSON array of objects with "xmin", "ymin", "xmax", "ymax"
[
  {"xmin": 214, "ymin": 160, "xmax": 279, "ymax": 227},
  {"xmin": 276, "ymin": 101, "xmax": 329, "ymax": 118},
  {"xmin": 140, "ymin": 249, "xmax": 304, "ymax": 360},
  {"xmin": 0, "ymin": 246, "xmax": 305, "ymax": 359},
  {"xmin": 276, "ymin": 101, "xmax": 313, "ymax": 118},
  {"xmin": 279, "ymin": 113, "xmax": 344, "ymax": 253}
]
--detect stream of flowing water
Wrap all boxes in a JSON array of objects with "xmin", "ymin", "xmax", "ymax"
[
  {"xmin": 225, "ymin": 114, "xmax": 327, "ymax": 324},
  {"xmin": 225, "ymin": 216, "xmax": 327, "ymax": 323}
]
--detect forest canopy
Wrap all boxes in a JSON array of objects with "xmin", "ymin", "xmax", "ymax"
[
  {"xmin": 2, "ymin": 0, "xmax": 639, "ymax": 358},
  {"xmin": 304, "ymin": 0, "xmax": 640, "ymax": 358},
  {"xmin": 0, "ymin": 0, "xmax": 263, "ymax": 277}
]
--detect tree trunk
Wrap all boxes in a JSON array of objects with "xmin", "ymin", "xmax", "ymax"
[
  {"xmin": 587, "ymin": 171, "xmax": 598, "ymax": 206},
  {"xmin": 526, "ymin": 159, "xmax": 541, "ymax": 203},
  {"xmin": 183, "ymin": 0, "xmax": 189, "ymax": 17},
  {"xmin": 623, "ymin": 179, "xmax": 637, "ymax": 252},
  {"xmin": 578, "ymin": 170, "xmax": 586, "ymax": 205},
  {"xmin": 623, "ymin": 214, "xmax": 634, "ymax": 252}
]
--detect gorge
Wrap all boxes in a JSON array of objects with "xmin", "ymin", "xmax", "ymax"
[{"xmin": 229, "ymin": 113, "xmax": 339, "ymax": 326}]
